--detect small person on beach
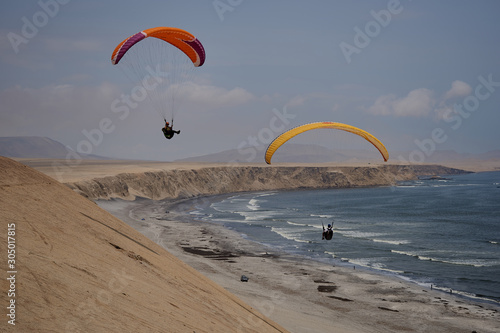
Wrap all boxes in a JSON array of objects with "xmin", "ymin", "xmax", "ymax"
[
  {"xmin": 322, "ymin": 223, "xmax": 333, "ymax": 240},
  {"xmin": 162, "ymin": 120, "xmax": 180, "ymax": 140}
]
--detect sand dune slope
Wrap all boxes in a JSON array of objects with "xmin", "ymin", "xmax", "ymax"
[{"xmin": 0, "ymin": 157, "xmax": 288, "ymax": 333}]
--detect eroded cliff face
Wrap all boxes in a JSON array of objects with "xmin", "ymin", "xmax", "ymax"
[{"xmin": 66, "ymin": 164, "xmax": 467, "ymax": 201}]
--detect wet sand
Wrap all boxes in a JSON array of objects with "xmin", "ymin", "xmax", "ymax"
[{"xmin": 98, "ymin": 196, "xmax": 500, "ymax": 333}]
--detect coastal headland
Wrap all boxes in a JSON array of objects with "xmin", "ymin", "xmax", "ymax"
[{"xmin": 20, "ymin": 159, "xmax": 470, "ymax": 201}]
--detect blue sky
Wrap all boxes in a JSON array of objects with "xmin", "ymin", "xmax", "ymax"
[{"xmin": 1, "ymin": 0, "xmax": 499, "ymax": 162}]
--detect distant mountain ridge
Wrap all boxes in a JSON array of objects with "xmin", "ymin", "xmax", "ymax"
[
  {"xmin": 175, "ymin": 143, "xmax": 500, "ymax": 165},
  {"xmin": 0, "ymin": 136, "xmax": 108, "ymax": 159},
  {"xmin": 1, "ymin": 136, "xmax": 499, "ymax": 166},
  {"xmin": 175, "ymin": 144, "xmax": 385, "ymax": 164}
]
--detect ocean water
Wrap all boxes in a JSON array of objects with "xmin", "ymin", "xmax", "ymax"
[{"xmin": 189, "ymin": 171, "xmax": 500, "ymax": 304}]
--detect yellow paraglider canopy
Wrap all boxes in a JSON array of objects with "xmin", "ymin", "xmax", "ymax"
[{"xmin": 265, "ymin": 122, "xmax": 389, "ymax": 164}]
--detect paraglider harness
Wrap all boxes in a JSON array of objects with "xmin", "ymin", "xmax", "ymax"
[
  {"xmin": 162, "ymin": 119, "xmax": 180, "ymax": 140},
  {"xmin": 322, "ymin": 222, "xmax": 333, "ymax": 240}
]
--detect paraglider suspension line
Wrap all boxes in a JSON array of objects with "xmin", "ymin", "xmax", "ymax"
[{"xmin": 164, "ymin": 117, "xmax": 174, "ymax": 126}]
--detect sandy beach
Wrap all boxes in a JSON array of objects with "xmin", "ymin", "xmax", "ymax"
[
  {"xmin": 8, "ymin": 157, "xmax": 500, "ymax": 332},
  {"xmin": 99, "ymin": 196, "xmax": 500, "ymax": 333}
]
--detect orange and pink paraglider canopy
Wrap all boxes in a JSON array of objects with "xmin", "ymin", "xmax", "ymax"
[{"xmin": 111, "ymin": 27, "xmax": 205, "ymax": 67}]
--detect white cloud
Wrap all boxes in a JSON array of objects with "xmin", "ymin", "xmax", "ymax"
[
  {"xmin": 432, "ymin": 80, "xmax": 473, "ymax": 120},
  {"xmin": 434, "ymin": 106, "xmax": 453, "ymax": 121},
  {"xmin": 443, "ymin": 80, "xmax": 472, "ymax": 100},
  {"xmin": 367, "ymin": 81, "xmax": 474, "ymax": 118},
  {"xmin": 286, "ymin": 95, "xmax": 307, "ymax": 108},
  {"xmin": 392, "ymin": 88, "xmax": 435, "ymax": 117},
  {"xmin": 367, "ymin": 94, "xmax": 398, "ymax": 116},
  {"xmin": 368, "ymin": 88, "xmax": 435, "ymax": 117}
]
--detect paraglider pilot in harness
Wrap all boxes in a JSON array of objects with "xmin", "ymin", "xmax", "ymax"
[
  {"xmin": 322, "ymin": 222, "xmax": 333, "ymax": 240},
  {"xmin": 162, "ymin": 120, "xmax": 180, "ymax": 140}
]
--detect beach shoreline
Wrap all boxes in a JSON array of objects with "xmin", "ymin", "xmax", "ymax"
[{"xmin": 98, "ymin": 195, "xmax": 500, "ymax": 333}]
